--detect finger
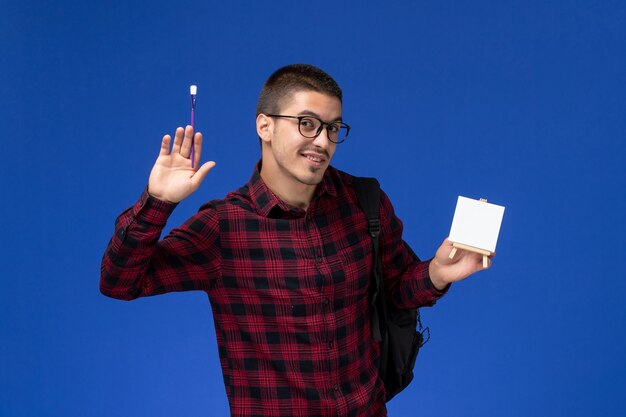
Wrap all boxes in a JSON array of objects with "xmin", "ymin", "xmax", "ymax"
[
  {"xmin": 436, "ymin": 238, "xmax": 455, "ymax": 263},
  {"xmin": 159, "ymin": 135, "xmax": 171, "ymax": 156},
  {"xmin": 171, "ymin": 127, "xmax": 185, "ymax": 153},
  {"xmin": 190, "ymin": 161, "xmax": 216, "ymax": 189},
  {"xmin": 180, "ymin": 125, "xmax": 194, "ymax": 158},
  {"xmin": 192, "ymin": 132, "xmax": 204, "ymax": 167}
]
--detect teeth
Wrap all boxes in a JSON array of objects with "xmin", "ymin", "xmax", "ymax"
[{"xmin": 306, "ymin": 155, "xmax": 322, "ymax": 162}]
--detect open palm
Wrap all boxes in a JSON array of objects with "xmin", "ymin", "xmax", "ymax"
[{"xmin": 148, "ymin": 126, "xmax": 216, "ymax": 203}]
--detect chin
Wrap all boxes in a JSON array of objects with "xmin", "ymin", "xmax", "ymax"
[{"xmin": 303, "ymin": 166, "xmax": 327, "ymax": 184}]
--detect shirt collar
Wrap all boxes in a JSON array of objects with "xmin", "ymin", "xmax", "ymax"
[{"xmin": 247, "ymin": 161, "xmax": 337, "ymax": 218}]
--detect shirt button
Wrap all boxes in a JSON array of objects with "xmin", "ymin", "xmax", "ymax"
[
  {"xmin": 316, "ymin": 256, "xmax": 322, "ymax": 263},
  {"xmin": 333, "ymin": 384, "xmax": 340, "ymax": 392},
  {"xmin": 322, "ymin": 298, "xmax": 329, "ymax": 306},
  {"xmin": 329, "ymin": 341, "xmax": 334, "ymax": 348}
]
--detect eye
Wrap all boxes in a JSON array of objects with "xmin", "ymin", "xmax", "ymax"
[
  {"xmin": 299, "ymin": 117, "xmax": 316, "ymax": 129},
  {"xmin": 327, "ymin": 123, "xmax": 340, "ymax": 133}
]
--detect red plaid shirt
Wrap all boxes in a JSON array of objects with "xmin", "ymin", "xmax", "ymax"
[{"xmin": 101, "ymin": 165, "xmax": 447, "ymax": 417}]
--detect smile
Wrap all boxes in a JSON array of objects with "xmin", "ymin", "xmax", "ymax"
[{"xmin": 301, "ymin": 152, "xmax": 326, "ymax": 167}]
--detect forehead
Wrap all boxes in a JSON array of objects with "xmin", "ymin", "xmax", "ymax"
[{"xmin": 279, "ymin": 90, "xmax": 342, "ymax": 119}]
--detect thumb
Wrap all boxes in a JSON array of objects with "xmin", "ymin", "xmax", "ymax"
[{"xmin": 190, "ymin": 161, "xmax": 216, "ymax": 189}]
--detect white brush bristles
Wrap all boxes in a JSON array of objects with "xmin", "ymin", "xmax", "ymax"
[{"xmin": 190, "ymin": 85, "xmax": 197, "ymax": 95}]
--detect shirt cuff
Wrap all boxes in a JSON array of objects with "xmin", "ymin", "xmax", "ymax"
[
  {"xmin": 423, "ymin": 259, "xmax": 451, "ymax": 298},
  {"xmin": 131, "ymin": 188, "xmax": 179, "ymax": 227}
]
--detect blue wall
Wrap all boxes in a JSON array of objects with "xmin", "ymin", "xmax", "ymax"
[{"xmin": 2, "ymin": 1, "xmax": 625, "ymax": 416}]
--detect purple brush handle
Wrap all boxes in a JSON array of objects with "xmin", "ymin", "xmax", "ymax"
[{"xmin": 190, "ymin": 96, "xmax": 196, "ymax": 168}]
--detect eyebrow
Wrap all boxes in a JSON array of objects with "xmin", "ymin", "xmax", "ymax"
[{"xmin": 297, "ymin": 109, "xmax": 343, "ymax": 123}]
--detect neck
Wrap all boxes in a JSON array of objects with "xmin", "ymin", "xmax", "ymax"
[{"xmin": 260, "ymin": 162, "xmax": 318, "ymax": 211}]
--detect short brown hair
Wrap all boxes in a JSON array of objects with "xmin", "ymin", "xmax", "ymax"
[{"xmin": 256, "ymin": 64, "xmax": 342, "ymax": 116}]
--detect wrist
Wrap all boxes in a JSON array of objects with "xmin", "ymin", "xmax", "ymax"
[
  {"xmin": 428, "ymin": 259, "xmax": 449, "ymax": 291},
  {"xmin": 147, "ymin": 188, "xmax": 177, "ymax": 204}
]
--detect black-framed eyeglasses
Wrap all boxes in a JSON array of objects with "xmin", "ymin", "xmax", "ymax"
[{"xmin": 267, "ymin": 114, "xmax": 351, "ymax": 144}]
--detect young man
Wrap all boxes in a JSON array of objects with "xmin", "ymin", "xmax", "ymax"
[{"xmin": 101, "ymin": 64, "xmax": 491, "ymax": 417}]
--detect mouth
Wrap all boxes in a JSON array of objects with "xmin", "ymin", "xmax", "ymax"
[{"xmin": 301, "ymin": 151, "xmax": 327, "ymax": 167}]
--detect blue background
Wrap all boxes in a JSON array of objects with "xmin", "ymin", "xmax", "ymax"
[{"xmin": 1, "ymin": 1, "xmax": 625, "ymax": 416}]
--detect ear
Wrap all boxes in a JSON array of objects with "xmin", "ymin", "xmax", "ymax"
[{"xmin": 256, "ymin": 114, "xmax": 273, "ymax": 144}]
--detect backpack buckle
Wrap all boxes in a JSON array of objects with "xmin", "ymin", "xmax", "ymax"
[{"xmin": 368, "ymin": 219, "xmax": 380, "ymax": 237}]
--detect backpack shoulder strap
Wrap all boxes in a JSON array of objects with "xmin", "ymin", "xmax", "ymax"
[
  {"xmin": 353, "ymin": 177, "xmax": 387, "ymax": 343},
  {"xmin": 353, "ymin": 177, "xmax": 381, "ymax": 238}
]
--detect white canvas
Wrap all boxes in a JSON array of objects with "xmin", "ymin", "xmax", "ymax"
[{"xmin": 449, "ymin": 196, "xmax": 505, "ymax": 253}]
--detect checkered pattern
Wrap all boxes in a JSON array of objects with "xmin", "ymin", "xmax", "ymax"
[{"xmin": 101, "ymin": 165, "xmax": 446, "ymax": 417}]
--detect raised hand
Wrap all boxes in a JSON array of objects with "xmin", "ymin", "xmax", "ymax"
[
  {"xmin": 148, "ymin": 126, "xmax": 216, "ymax": 203},
  {"xmin": 428, "ymin": 238, "xmax": 494, "ymax": 290}
]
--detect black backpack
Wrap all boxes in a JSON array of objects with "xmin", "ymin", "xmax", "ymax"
[{"xmin": 354, "ymin": 177, "xmax": 430, "ymax": 402}]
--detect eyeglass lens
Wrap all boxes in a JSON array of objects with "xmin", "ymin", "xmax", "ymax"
[{"xmin": 298, "ymin": 117, "xmax": 348, "ymax": 143}]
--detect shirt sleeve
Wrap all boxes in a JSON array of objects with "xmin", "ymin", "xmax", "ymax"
[
  {"xmin": 100, "ymin": 189, "xmax": 221, "ymax": 300},
  {"xmin": 378, "ymin": 189, "xmax": 449, "ymax": 309}
]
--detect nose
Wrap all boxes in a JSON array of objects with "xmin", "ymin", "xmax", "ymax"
[{"xmin": 312, "ymin": 126, "xmax": 332, "ymax": 148}]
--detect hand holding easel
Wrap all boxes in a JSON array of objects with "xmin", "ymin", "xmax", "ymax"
[{"xmin": 429, "ymin": 196, "xmax": 505, "ymax": 290}]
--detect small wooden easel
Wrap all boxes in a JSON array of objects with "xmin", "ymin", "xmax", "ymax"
[
  {"xmin": 449, "ymin": 198, "xmax": 492, "ymax": 268},
  {"xmin": 449, "ymin": 242, "xmax": 491, "ymax": 268}
]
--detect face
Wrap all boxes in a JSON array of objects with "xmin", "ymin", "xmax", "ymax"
[{"xmin": 258, "ymin": 90, "xmax": 342, "ymax": 192}]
